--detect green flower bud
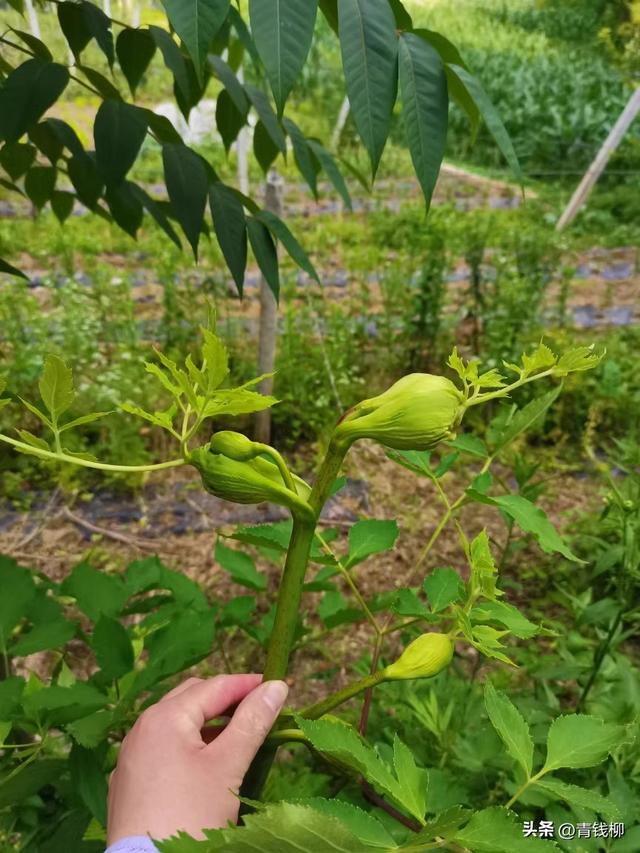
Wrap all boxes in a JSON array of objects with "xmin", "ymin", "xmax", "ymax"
[
  {"xmin": 334, "ymin": 374, "xmax": 465, "ymax": 451},
  {"xmin": 209, "ymin": 430, "xmax": 262, "ymax": 461},
  {"xmin": 384, "ymin": 632, "xmax": 454, "ymax": 681},
  {"xmin": 190, "ymin": 444, "xmax": 313, "ymax": 519}
]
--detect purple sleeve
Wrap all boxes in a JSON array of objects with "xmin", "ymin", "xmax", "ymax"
[{"xmin": 105, "ymin": 838, "xmax": 159, "ymax": 853}]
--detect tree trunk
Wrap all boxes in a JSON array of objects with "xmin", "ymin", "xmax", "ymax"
[{"xmin": 254, "ymin": 171, "xmax": 284, "ymax": 444}]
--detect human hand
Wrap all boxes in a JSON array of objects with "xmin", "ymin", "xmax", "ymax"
[{"xmin": 107, "ymin": 675, "xmax": 289, "ymax": 844}]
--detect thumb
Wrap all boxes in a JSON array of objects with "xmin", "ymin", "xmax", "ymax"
[{"xmin": 210, "ymin": 680, "xmax": 288, "ymax": 780}]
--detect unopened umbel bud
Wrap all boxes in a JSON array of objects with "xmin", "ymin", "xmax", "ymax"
[
  {"xmin": 334, "ymin": 374, "xmax": 465, "ymax": 451},
  {"xmin": 384, "ymin": 632, "xmax": 454, "ymax": 681},
  {"xmin": 190, "ymin": 444, "xmax": 312, "ymax": 519}
]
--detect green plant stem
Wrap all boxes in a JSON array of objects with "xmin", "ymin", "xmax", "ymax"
[
  {"xmin": 243, "ymin": 440, "xmax": 349, "ymax": 802},
  {"xmin": 315, "ymin": 530, "xmax": 379, "ymax": 631},
  {"xmin": 577, "ymin": 607, "xmax": 624, "ymax": 712},
  {"xmin": 0, "ymin": 434, "xmax": 186, "ymax": 473},
  {"xmin": 308, "ymin": 437, "xmax": 349, "ymax": 516},
  {"xmin": 359, "ymin": 634, "xmax": 384, "ymax": 735},
  {"xmin": 300, "ymin": 669, "xmax": 387, "ymax": 720},
  {"xmin": 263, "ymin": 517, "xmax": 317, "ymax": 680},
  {"xmin": 506, "ymin": 769, "xmax": 546, "ymax": 809}
]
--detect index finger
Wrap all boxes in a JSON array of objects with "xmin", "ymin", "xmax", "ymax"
[{"xmin": 163, "ymin": 674, "xmax": 263, "ymax": 733}]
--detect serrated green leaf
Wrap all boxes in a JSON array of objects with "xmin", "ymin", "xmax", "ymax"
[
  {"xmin": 471, "ymin": 600, "xmax": 538, "ymax": 639},
  {"xmin": 158, "ymin": 801, "xmax": 398, "ymax": 852},
  {"xmin": 59, "ymin": 411, "xmax": 110, "ymax": 433},
  {"xmin": 492, "ymin": 386, "xmax": 561, "ymax": 454},
  {"xmin": 215, "ymin": 541, "xmax": 266, "ymax": 591},
  {"xmin": 423, "ymin": 567, "xmax": 465, "ymax": 613},
  {"xmin": 338, "ymin": 0, "xmax": 398, "ymax": 176},
  {"xmin": 521, "ymin": 342, "xmax": 557, "ymax": 376},
  {"xmin": 249, "ymin": 0, "xmax": 318, "ymax": 115},
  {"xmin": 39, "ymin": 354, "xmax": 75, "ymax": 420},
  {"xmin": 398, "ymin": 33, "xmax": 447, "ymax": 208},
  {"xmin": 16, "ymin": 429, "xmax": 50, "ymax": 452},
  {"xmin": 203, "ymin": 388, "xmax": 277, "ymax": 418},
  {"xmin": 556, "ymin": 346, "xmax": 603, "ymax": 376},
  {"xmin": 200, "ymin": 328, "xmax": 230, "ymax": 392},
  {"xmin": 454, "ymin": 807, "xmax": 557, "ymax": 852},
  {"xmin": 393, "ymin": 735, "xmax": 428, "ymax": 819},
  {"xmin": 470, "ymin": 530, "xmax": 500, "ymax": 600},
  {"xmin": 291, "ymin": 798, "xmax": 396, "ymax": 848},
  {"xmin": 296, "ymin": 717, "xmax": 422, "ymax": 821},
  {"xmin": 543, "ymin": 716, "xmax": 630, "ymax": 771},
  {"xmin": 91, "ymin": 616, "xmax": 134, "ymax": 681},
  {"xmin": 492, "ymin": 495, "xmax": 581, "ymax": 563},
  {"xmin": 345, "ymin": 519, "xmax": 399, "ymax": 568},
  {"xmin": 484, "ymin": 682, "xmax": 533, "ymax": 776},
  {"xmin": 534, "ymin": 777, "xmax": 621, "ymax": 820}
]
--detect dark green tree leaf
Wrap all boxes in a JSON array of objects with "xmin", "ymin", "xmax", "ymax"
[
  {"xmin": 0, "ymin": 257, "xmax": 28, "ymax": 279},
  {"xmin": 216, "ymin": 88, "xmax": 248, "ymax": 153},
  {"xmin": 162, "ymin": 142, "xmax": 209, "ymax": 259},
  {"xmin": 57, "ymin": 1, "xmax": 92, "ymax": 59},
  {"xmin": 209, "ymin": 55, "xmax": 249, "ymax": 113},
  {"xmin": 307, "ymin": 138, "xmax": 352, "ymax": 209},
  {"xmin": 247, "ymin": 216, "xmax": 279, "ymax": 301},
  {"xmin": 256, "ymin": 208, "xmax": 319, "ymax": 282},
  {"xmin": 10, "ymin": 29, "xmax": 53, "ymax": 61},
  {"xmin": 68, "ymin": 151, "xmax": 104, "ymax": 210},
  {"xmin": 130, "ymin": 184, "xmax": 182, "ymax": 248},
  {"xmin": 249, "ymin": 0, "xmax": 318, "ymax": 115},
  {"xmin": 161, "ymin": 0, "xmax": 230, "ymax": 83},
  {"xmin": 150, "ymin": 26, "xmax": 192, "ymax": 104},
  {"xmin": 338, "ymin": 0, "xmax": 398, "ymax": 176},
  {"xmin": 24, "ymin": 165, "xmax": 56, "ymax": 210},
  {"xmin": 447, "ymin": 64, "xmax": 522, "ymax": 183},
  {"xmin": 0, "ymin": 59, "xmax": 69, "ymax": 143},
  {"xmin": 209, "ymin": 182, "xmax": 247, "ymax": 294},
  {"xmin": 94, "ymin": 100, "xmax": 148, "ymax": 186},
  {"xmin": 105, "ymin": 181, "xmax": 144, "ymax": 237},
  {"xmin": 253, "ymin": 119, "xmax": 280, "ymax": 173},
  {"xmin": 0, "ymin": 141, "xmax": 36, "ymax": 179},
  {"xmin": 116, "ymin": 27, "xmax": 157, "ymax": 95},
  {"xmin": 283, "ymin": 117, "xmax": 320, "ymax": 197},
  {"xmin": 81, "ymin": 0, "xmax": 115, "ymax": 66},
  {"xmin": 398, "ymin": 33, "xmax": 448, "ymax": 208},
  {"xmin": 245, "ymin": 83, "xmax": 287, "ymax": 153},
  {"xmin": 51, "ymin": 190, "xmax": 76, "ymax": 223},
  {"xmin": 28, "ymin": 122, "xmax": 64, "ymax": 162}
]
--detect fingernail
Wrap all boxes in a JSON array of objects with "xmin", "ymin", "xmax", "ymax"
[{"xmin": 261, "ymin": 680, "xmax": 289, "ymax": 713}]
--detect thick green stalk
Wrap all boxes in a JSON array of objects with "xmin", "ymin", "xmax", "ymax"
[
  {"xmin": 263, "ymin": 516, "xmax": 316, "ymax": 680},
  {"xmin": 242, "ymin": 439, "xmax": 349, "ymax": 802}
]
